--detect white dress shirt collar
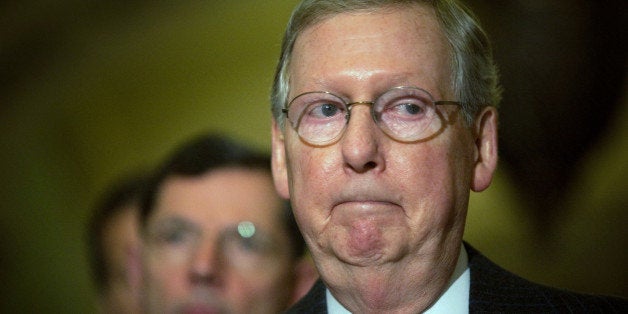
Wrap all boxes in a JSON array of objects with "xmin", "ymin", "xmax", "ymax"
[{"xmin": 326, "ymin": 245, "xmax": 470, "ymax": 313}]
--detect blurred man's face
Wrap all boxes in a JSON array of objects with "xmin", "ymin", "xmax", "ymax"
[{"xmin": 142, "ymin": 168, "xmax": 296, "ymax": 314}]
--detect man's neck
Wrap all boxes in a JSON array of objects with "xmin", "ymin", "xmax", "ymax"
[{"xmin": 324, "ymin": 245, "xmax": 467, "ymax": 313}]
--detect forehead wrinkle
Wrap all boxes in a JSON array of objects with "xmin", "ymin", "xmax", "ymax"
[
  {"xmin": 300, "ymin": 73, "xmax": 427, "ymax": 102},
  {"xmin": 290, "ymin": 5, "xmax": 451, "ymax": 100}
]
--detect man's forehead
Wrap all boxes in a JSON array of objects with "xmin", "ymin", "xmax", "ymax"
[
  {"xmin": 295, "ymin": 2, "xmax": 437, "ymax": 38},
  {"xmin": 289, "ymin": 4, "xmax": 451, "ymax": 97}
]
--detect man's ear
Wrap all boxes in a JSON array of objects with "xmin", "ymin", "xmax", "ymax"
[
  {"xmin": 126, "ymin": 237, "xmax": 143, "ymax": 307},
  {"xmin": 272, "ymin": 120, "xmax": 290, "ymax": 199},
  {"xmin": 471, "ymin": 106, "xmax": 498, "ymax": 192},
  {"xmin": 289, "ymin": 255, "xmax": 319, "ymax": 305}
]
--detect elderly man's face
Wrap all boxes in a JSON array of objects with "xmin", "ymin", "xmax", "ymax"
[
  {"xmin": 272, "ymin": 4, "xmax": 497, "ymax": 300},
  {"xmin": 142, "ymin": 168, "xmax": 297, "ymax": 314}
]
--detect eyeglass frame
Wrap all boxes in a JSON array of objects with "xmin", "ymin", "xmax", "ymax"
[
  {"xmin": 281, "ymin": 86, "xmax": 462, "ymax": 145},
  {"xmin": 145, "ymin": 219, "xmax": 284, "ymax": 273}
]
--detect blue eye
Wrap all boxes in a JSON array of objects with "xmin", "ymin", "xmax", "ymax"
[
  {"xmin": 399, "ymin": 103, "xmax": 422, "ymax": 115},
  {"xmin": 384, "ymin": 99, "xmax": 429, "ymax": 119},
  {"xmin": 307, "ymin": 102, "xmax": 343, "ymax": 119},
  {"xmin": 320, "ymin": 103, "xmax": 339, "ymax": 117}
]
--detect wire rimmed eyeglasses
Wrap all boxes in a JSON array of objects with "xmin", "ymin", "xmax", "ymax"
[{"xmin": 282, "ymin": 86, "xmax": 461, "ymax": 145}]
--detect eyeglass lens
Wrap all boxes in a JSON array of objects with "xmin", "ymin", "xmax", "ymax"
[
  {"xmin": 286, "ymin": 86, "xmax": 445, "ymax": 144},
  {"xmin": 147, "ymin": 219, "xmax": 279, "ymax": 272}
]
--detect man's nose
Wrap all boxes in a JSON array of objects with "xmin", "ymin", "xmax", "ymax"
[
  {"xmin": 340, "ymin": 105, "xmax": 384, "ymax": 173},
  {"xmin": 189, "ymin": 240, "xmax": 221, "ymax": 285}
]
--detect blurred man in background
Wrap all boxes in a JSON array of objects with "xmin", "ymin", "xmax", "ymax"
[
  {"xmin": 87, "ymin": 173, "xmax": 146, "ymax": 313},
  {"xmin": 139, "ymin": 133, "xmax": 317, "ymax": 313}
]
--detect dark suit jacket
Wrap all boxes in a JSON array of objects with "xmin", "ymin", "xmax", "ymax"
[{"xmin": 285, "ymin": 243, "xmax": 628, "ymax": 313}]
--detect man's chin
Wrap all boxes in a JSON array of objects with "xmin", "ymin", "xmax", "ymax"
[{"xmin": 328, "ymin": 239, "xmax": 406, "ymax": 268}]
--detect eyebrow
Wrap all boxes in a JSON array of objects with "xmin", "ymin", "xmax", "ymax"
[
  {"xmin": 304, "ymin": 73, "xmax": 420, "ymax": 94},
  {"xmin": 147, "ymin": 216, "xmax": 200, "ymax": 235}
]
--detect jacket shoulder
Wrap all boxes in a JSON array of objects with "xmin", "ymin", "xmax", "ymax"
[
  {"xmin": 466, "ymin": 243, "xmax": 628, "ymax": 313},
  {"xmin": 284, "ymin": 279, "xmax": 328, "ymax": 314}
]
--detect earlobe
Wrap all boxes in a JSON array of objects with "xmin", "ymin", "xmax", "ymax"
[
  {"xmin": 471, "ymin": 107, "xmax": 498, "ymax": 192},
  {"xmin": 271, "ymin": 120, "xmax": 291, "ymax": 199}
]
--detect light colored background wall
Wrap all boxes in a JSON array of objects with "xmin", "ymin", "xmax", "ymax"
[{"xmin": 1, "ymin": 1, "xmax": 626, "ymax": 312}]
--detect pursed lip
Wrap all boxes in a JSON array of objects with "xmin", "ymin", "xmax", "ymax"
[
  {"xmin": 332, "ymin": 188, "xmax": 402, "ymax": 211},
  {"xmin": 332, "ymin": 201, "xmax": 402, "ymax": 217},
  {"xmin": 336, "ymin": 200, "xmax": 396, "ymax": 207}
]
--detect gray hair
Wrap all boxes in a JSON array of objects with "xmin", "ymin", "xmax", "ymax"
[{"xmin": 270, "ymin": 0, "xmax": 501, "ymax": 129}]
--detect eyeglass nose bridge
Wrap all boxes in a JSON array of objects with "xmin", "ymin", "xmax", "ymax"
[{"xmin": 345, "ymin": 100, "xmax": 377, "ymax": 124}]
